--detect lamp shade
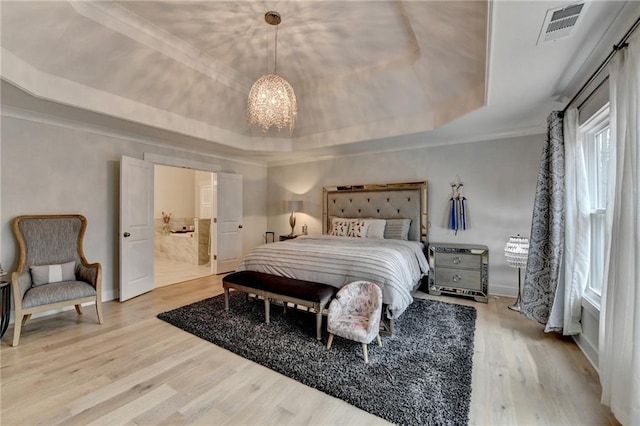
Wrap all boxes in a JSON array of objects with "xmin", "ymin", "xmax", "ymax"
[
  {"xmin": 283, "ymin": 200, "xmax": 303, "ymax": 212},
  {"xmin": 505, "ymin": 235, "xmax": 529, "ymax": 268}
]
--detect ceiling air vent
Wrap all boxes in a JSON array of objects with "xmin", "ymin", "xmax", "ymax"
[{"xmin": 537, "ymin": 2, "xmax": 586, "ymax": 45}]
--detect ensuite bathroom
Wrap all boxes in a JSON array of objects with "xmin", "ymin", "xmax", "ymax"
[{"xmin": 154, "ymin": 164, "xmax": 215, "ymax": 287}]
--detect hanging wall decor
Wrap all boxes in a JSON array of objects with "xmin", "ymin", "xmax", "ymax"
[{"xmin": 448, "ymin": 177, "xmax": 468, "ymax": 234}]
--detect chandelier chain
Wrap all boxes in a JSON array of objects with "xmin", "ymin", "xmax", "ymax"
[
  {"xmin": 274, "ymin": 23, "xmax": 278, "ymax": 74},
  {"xmin": 265, "ymin": 20, "xmax": 268, "ymax": 74}
]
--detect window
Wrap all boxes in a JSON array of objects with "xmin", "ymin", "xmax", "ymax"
[{"xmin": 580, "ymin": 104, "xmax": 612, "ymax": 305}]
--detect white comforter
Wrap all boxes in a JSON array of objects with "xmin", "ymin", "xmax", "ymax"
[{"xmin": 236, "ymin": 235, "xmax": 430, "ymax": 319}]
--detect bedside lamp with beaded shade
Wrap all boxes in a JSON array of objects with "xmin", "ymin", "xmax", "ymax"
[
  {"xmin": 283, "ymin": 200, "xmax": 303, "ymax": 237},
  {"xmin": 505, "ymin": 235, "xmax": 529, "ymax": 312}
]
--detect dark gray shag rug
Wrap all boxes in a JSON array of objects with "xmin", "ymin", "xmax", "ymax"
[{"xmin": 158, "ymin": 292, "xmax": 476, "ymax": 425}]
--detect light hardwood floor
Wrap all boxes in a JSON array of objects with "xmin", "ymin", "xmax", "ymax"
[
  {"xmin": 154, "ymin": 258, "xmax": 212, "ymax": 288},
  {"xmin": 1, "ymin": 275, "xmax": 618, "ymax": 425}
]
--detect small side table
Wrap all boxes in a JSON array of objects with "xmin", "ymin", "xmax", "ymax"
[
  {"xmin": 279, "ymin": 235, "xmax": 297, "ymax": 241},
  {"xmin": 0, "ymin": 281, "xmax": 10, "ymax": 339}
]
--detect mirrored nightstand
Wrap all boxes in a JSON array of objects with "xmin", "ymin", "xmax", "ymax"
[{"xmin": 428, "ymin": 243, "xmax": 489, "ymax": 303}]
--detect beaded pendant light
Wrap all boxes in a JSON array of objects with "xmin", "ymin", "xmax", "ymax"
[{"xmin": 247, "ymin": 11, "xmax": 297, "ymax": 135}]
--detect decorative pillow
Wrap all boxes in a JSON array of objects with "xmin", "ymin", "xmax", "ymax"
[
  {"xmin": 30, "ymin": 261, "xmax": 76, "ymax": 286},
  {"xmin": 347, "ymin": 220, "xmax": 369, "ymax": 238},
  {"xmin": 363, "ymin": 219, "xmax": 386, "ymax": 239},
  {"xmin": 329, "ymin": 218, "xmax": 350, "ymax": 236},
  {"xmin": 384, "ymin": 218, "xmax": 411, "ymax": 240}
]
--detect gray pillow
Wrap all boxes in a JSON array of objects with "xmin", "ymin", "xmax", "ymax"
[
  {"xmin": 364, "ymin": 218, "xmax": 386, "ymax": 239},
  {"xmin": 30, "ymin": 261, "xmax": 76, "ymax": 286},
  {"xmin": 384, "ymin": 218, "xmax": 411, "ymax": 240}
]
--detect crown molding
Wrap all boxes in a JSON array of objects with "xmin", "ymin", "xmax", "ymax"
[
  {"xmin": 1, "ymin": 105, "xmax": 267, "ymax": 168},
  {"xmin": 1, "ymin": 49, "xmax": 295, "ymax": 154},
  {"xmin": 266, "ymin": 123, "xmax": 544, "ymax": 167}
]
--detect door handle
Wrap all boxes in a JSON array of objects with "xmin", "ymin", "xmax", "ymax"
[
  {"xmin": 123, "ymin": 232, "xmax": 131, "ymax": 238},
  {"xmin": 238, "ymin": 225, "xmax": 243, "ymax": 229}
]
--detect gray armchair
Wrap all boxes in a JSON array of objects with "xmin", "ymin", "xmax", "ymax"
[{"xmin": 11, "ymin": 214, "xmax": 103, "ymax": 346}]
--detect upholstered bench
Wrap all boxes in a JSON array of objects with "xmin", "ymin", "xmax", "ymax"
[{"xmin": 222, "ymin": 270, "xmax": 337, "ymax": 340}]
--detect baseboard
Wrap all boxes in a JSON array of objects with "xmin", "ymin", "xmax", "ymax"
[
  {"xmin": 102, "ymin": 290, "xmax": 117, "ymax": 302},
  {"xmin": 573, "ymin": 300, "xmax": 600, "ymax": 373},
  {"xmin": 488, "ymin": 283, "xmax": 518, "ymax": 298},
  {"xmin": 573, "ymin": 333, "xmax": 599, "ymax": 373}
]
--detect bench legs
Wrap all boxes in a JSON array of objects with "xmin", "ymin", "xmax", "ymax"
[
  {"xmin": 223, "ymin": 283, "xmax": 332, "ymax": 341},
  {"xmin": 316, "ymin": 301, "xmax": 328, "ymax": 341},
  {"xmin": 225, "ymin": 285, "xmax": 271, "ymax": 324},
  {"xmin": 256, "ymin": 297, "xmax": 325, "ymax": 340}
]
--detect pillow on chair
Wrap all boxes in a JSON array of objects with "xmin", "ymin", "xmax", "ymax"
[{"xmin": 30, "ymin": 261, "xmax": 76, "ymax": 286}]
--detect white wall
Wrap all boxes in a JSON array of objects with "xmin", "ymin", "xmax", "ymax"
[
  {"xmin": 267, "ymin": 134, "xmax": 544, "ymax": 296},
  {"xmin": 1, "ymin": 114, "xmax": 268, "ymax": 302},
  {"xmin": 154, "ymin": 164, "xmax": 196, "ymax": 219},
  {"xmin": 0, "ymin": 107, "xmax": 543, "ymax": 300}
]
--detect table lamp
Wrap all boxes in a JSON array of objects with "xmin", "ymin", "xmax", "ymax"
[{"xmin": 283, "ymin": 200, "xmax": 303, "ymax": 236}]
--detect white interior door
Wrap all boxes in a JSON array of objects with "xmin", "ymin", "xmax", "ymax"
[
  {"xmin": 213, "ymin": 173, "xmax": 243, "ymax": 274},
  {"xmin": 120, "ymin": 156, "xmax": 154, "ymax": 301},
  {"xmin": 199, "ymin": 183, "xmax": 213, "ymax": 219},
  {"xmin": 199, "ymin": 175, "xmax": 214, "ymax": 269}
]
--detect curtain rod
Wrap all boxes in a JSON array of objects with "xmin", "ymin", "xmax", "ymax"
[{"xmin": 561, "ymin": 15, "xmax": 640, "ymax": 114}]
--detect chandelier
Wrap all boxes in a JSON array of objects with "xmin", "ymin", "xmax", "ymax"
[{"xmin": 247, "ymin": 11, "xmax": 297, "ymax": 135}]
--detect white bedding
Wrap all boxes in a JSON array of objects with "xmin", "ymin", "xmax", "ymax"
[{"xmin": 235, "ymin": 235, "xmax": 430, "ymax": 319}]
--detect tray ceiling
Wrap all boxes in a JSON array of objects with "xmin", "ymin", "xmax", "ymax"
[{"xmin": 1, "ymin": 1, "xmax": 635, "ymax": 162}]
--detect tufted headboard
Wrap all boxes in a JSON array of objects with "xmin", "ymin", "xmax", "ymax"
[{"xmin": 322, "ymin": 181, "xmax": 428, "ymax": 243}]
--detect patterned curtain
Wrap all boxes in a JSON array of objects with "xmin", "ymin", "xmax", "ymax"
[{"xmin": 521, "ymin": 111, "xmax": 566, "ymax": 331}]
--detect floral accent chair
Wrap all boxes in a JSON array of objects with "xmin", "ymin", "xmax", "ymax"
[{"xmin": 326, "ymin": 281, "xmax": 383, "ymax": 363}]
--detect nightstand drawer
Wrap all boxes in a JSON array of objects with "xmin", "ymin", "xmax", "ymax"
[
  {"xmin": 435, "ymin": 267, "xmax": 482, "ymax": 291},
  {"xmin": 435, "ymin": 252, "xmax": 481, "ymax": 269}
]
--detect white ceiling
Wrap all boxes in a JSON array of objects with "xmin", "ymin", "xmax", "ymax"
[{"xmin": 1, "ymin": 1, "xmax": 638, "ymax": 165}]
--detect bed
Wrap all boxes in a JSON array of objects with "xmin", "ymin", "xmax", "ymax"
[{"xmin": 236, "ymin": 181, "xmax": 430, "ymax": 322}]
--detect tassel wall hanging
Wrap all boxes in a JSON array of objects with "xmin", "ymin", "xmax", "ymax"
[{"xmin": 448, "ymin": 178, "xmax": 468, "ymax": 234}]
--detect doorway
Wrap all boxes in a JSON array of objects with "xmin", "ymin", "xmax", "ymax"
[
  {"xmin": 153, "ymin": 165, "xmax": 214, "ymax": 287},
  {"xmin": 120, "ymin": 154, "xmax": 244, "ymax": 301}
]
